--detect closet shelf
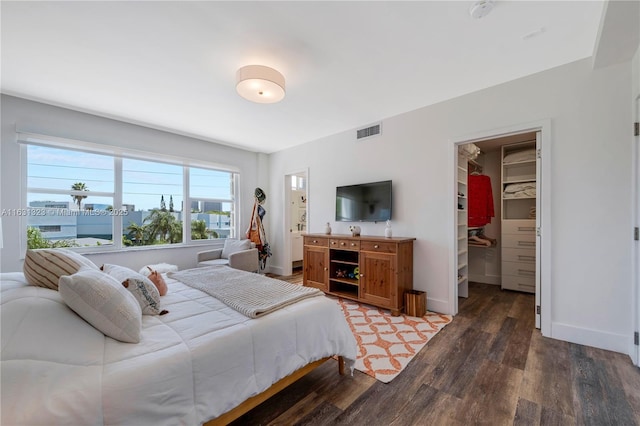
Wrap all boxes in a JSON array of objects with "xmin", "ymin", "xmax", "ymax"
[
  {"xmin": 503, "ymin": 178, "xmax": 535, "ymax": 185},
  {"xmin": 469, "ymin": 243, "xmax": 495, "ymax": 249},
  {"xmin": 503, "ymin": 159, "xmax": 536, "ymax": 166},
  {"xmin": 503, "ymin": 196, "xmax": 536, "ymax": 200}
]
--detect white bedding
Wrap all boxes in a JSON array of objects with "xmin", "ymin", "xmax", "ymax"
[{"xmin": 1, "ymin": 271, "xmax": 357, "ymax": 425}]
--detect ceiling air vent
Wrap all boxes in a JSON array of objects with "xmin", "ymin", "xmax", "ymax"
[{"xmin": 356, "ymin": 123, "xmax": 381, "ymax": 140}]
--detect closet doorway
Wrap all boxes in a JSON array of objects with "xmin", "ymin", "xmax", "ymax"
[
  {"xmin": 452, "ymin": 121, "xmax": 550, "ymax": 335},
  {"xmin": 283, "ymin": 169, "xmax": 308, "ymax": 276}
]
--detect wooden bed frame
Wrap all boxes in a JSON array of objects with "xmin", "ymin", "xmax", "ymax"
[{"xmin": 204, "ymin": 356, "xmax": 345, "ymax": 425}]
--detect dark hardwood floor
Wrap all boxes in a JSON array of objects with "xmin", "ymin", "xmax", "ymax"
[{"xmin": 230, "ymin": 281, "xmax": 640, "ymax": 425}]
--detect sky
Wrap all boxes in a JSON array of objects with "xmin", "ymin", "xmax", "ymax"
[{"xmin": 27, "ymin": 145, "xmax": 233, "ymax": 211}]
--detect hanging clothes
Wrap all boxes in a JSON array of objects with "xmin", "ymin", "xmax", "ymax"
[
  {"xmin": 468, "ymin": 174, "xmax": 495, "ymax": 227},
  {"xmin": 246, "ymin": 189, "xmax": 271, "ymax": 270}
]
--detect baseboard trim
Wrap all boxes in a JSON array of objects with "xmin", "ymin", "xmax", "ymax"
[
  {"xmin": 427, "ymin": 297, "xmax": 451, "ymax": 315},
  {"xmin": 267, "ymin": 265, "xmax": 284, "ymax": 276},
  {"xmin": 551, "ymin": 322, "xmax": 628, "ymax": 354}
]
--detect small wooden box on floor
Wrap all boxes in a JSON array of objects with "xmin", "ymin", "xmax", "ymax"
[{"xmin": 405, "ymin": 290, "xmax": 426, "ymax": 317}]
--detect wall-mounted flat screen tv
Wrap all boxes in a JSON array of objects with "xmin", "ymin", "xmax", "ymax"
[{"xmin": 335, "ymin": 180, "xmax": 392, "ymax": 222}]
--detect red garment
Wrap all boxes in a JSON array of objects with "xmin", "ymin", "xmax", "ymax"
[{"xmin": 468, "ymin": 174, "xmax": 494, "ymax": 227}]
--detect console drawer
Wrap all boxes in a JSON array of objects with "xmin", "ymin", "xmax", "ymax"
[
  {"xmin": 360, "ymin": 241, "xmax": 397, "ymax": 253},
  {"xmin": 304, "ymin": 236, "xmax": 329, "ymax": 247},
  {"xmin": 330, "ymin": 239, "xmax": 360, "ymax": 251}
]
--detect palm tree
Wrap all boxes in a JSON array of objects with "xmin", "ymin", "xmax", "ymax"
[
  {"xmin": 144, "ymin": 209, "xmax": 180, "ymax": 243},
  {"xmin": 126, "ymin": 222, "xmax": 146, "ymax": 245},
  {"xmin": 71, "ymin": 182, "xmax": 88, "ymax": 210},
  {"xmin": 170, "ymin": 221, "xmax": 183, "ymax": 243},
  {"xmin": 191, "ymin": 219, "xmax": 208, "ymax": 240}
]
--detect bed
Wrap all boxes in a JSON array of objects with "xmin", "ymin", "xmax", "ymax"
[{"xmin": 1, "ymin": 266, "xmax": 357, "ymax": 425}]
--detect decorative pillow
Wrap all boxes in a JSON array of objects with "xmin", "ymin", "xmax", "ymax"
[
  {"xmin": 221, "ymin": 239, "xmax": 251, "ymax": 259},
  {"xmin": 58, "ymin": 269, "xmax": 142, "ymax": 343},
  {"xmin": 139, "ymin": 263, "xmax": 178, "ymax": 275},
  {"xmin": 23, "ymin": 248, "xmax": 99, "ymax": 290},
  {"xmin": 144, "ymin": 267, "xmax": 168, "ymax": 296},
  {"xmin": 101, "ymin": 264, "xmax": 163, "ymax": 315},
  {"xmin": 122, "ymin": 278, "xmax": 166, "ymax": 315}
]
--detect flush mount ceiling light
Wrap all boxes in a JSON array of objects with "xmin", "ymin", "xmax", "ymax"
[
  {"xmin": 236, "ymin": 65, "xmax": 285, "ymax": 104},
  {"xmin": 469, "ymin": 0, "xmax": 494, "ymax": 19}
]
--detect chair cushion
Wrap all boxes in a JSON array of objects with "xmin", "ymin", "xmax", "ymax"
[
  {"xmin": 198, "ymin": 259, "xmax": 229, "ymax": 267},
  {"xmin": 221, "ymin": 239, "xmax": 251, "ymax": 259}
]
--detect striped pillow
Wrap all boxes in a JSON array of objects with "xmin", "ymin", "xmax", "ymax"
[{"xmin": 23, "ymin": 248, "xmax": 98, "ymax": 290}]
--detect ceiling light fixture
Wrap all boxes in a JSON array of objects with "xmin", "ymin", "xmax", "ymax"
[
  {"xmin": 236, "ymin": 65, "xmax": 285, "ymax": 104},
  {"xmin": 469, "ymin": 0, "xmax": 494, "ymax": 19}
]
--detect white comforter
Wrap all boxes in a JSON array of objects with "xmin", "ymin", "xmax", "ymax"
[{"xmin": 1, "ymin": 271, "xmax": 357, "ymax": 425}]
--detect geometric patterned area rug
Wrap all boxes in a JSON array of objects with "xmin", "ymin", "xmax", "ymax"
[
  {"xmin": 270, "ymin": 272, "xmax": 452, "ymax": 383},
  {"xmin": 335, "ymin": 298, "xmax": 452, "ymax": 383}
]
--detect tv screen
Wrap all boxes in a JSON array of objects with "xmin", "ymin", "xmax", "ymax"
[{"xmin": 336, "ymin": 180, "xmax": 392, "ymax": 222}]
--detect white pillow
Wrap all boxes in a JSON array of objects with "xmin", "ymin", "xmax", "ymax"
[
  {"xmin": 23, "ymin": 248, "xmax": 99, "ymax": 290},
  {"xmin": 138, "ymin": 263, "xmax": 178, "ymax": 276},
  {"xmin": 221, "ymin": 239, "xmax": 251, "ymax": 259},
  {"xmin": 101, "ymin": 264, "xmax": 163, "ymax": 315},
  {"xmin": 59, "ymin": 269, "xmax": 142, "ymax": 343}
]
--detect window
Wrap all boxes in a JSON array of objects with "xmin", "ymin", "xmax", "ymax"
[
  {"xmin": 26, "ymin": 144, "xmax": 115, "ymax": 249},
  {"xmin": 189, "ymin": 167, "xmax": 235, "ymax": 240},
  {"xmin": 23, "ymin": 138, "xmax": 238, "ymax": 251},
  {"xmin": 122, "ymin": 158, "xmax": 183, "ymax": 247}
]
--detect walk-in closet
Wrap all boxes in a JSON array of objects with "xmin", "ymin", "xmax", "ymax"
[{"xmin": 457, "ymin": 131, "xmax": 539, "ymax": 299}]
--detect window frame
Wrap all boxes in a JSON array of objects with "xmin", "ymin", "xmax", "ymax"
[{"xmin": 19, "ymin": 132, "xmax": 239, "ymax": 253}]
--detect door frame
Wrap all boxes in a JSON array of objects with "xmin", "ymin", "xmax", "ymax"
[
  {"xmin": 449, "ymin": 119, "xmax": 551, "ymax": 337},
  {"xmin": 282, "ymin": 168, "xmax": 309, "ymax": 277},
  {"xmin": 633, "ymin": 96, "xmax": 640, "ymax": 366}
]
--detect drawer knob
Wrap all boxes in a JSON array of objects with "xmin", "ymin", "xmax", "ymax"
[
  {"xmin": 331, "ymin": 241, "xmax": 336, "ymax": 245},
  {"xmin": 360, "ymin": 274, "xmax": 364, "ymax": 277},
  {"xmin": 313, "ymin": 240, "xmax": 318, "ymax": 243},
  {"xmin": 341, "ymin": 242, "xmax": 346, "ymax": 246},
  {"xmin": 324, "ymin": 267, "xmax": 328, "ymax": 271},
  {"xmin": 374, "ymin": 244, "xmax": 379, "ymax": 249},
  {"xmin": 351, "ymin": 243, "xmax": 356, "ymax": 246}
]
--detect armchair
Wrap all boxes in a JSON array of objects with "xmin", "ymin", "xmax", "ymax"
[{"xmin": 197, "ymin": 239, "xmax": 259, "ymax": 273}]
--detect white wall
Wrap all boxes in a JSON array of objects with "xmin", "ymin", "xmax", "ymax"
[
  {"xmin": 268, "ymin": 57, "xmax": 634, "ymax": 354},
  {"xmin": 0, "ymin": 95, "xmax": 263, "ymax": 272}
]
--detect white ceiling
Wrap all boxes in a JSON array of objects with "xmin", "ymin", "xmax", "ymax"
[{"xmin": 1, "ymin": 1, "xmax": 610, "ymax": 153}]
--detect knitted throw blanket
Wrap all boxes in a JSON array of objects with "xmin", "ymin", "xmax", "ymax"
[{"xmin": 168, "ymin": 266, "xmax": 323, "ymax": 318}]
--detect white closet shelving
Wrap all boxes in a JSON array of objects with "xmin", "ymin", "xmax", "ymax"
[
  {"xmin": 501, "ymin": 141, "xmax": 537, "ymax": 293},
  {"xmin": 457, "ymin": 151, "xmax": 469, "ymax": 298}
]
